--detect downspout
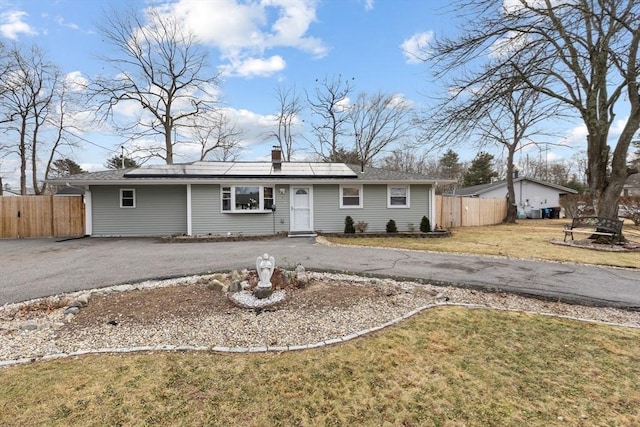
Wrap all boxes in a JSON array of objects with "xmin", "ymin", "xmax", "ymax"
[
  {"xmin": 430, "ymin": 183, "xmax": 437, "ymax": 228},
  {"xmin": 84, "ymin": 189, "xmax": 92, "ymax": 236},
  {"xmin": 186, "ymin": 184, "xmax": 192, "ymax": 236}
]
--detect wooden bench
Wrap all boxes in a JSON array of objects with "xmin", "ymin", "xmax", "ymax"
[{"xmin": 563, "ymin": 217, "xmax": 623, "ymax": 246}]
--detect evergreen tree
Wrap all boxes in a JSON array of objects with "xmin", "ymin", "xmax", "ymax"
[
  {"xmin": 344, "ymin": 216, "xmax": 355, "ymax": 234},
  {"xmin": 420, "ymin": 215, "xmax": 431, "ymax": 233},
  {"xmin": 463, "ymin": 152, "xmax": 498, "ymax": 186},
  {"xmin": 49, "ymin": 158, "xmax": 85, "ymax": 178},
  {"xmin": 439, "ymin": 149, "xmax": 462, "ymax": 179},
  {"xmin": 105, "ymin": 155, "xmax": 139, "ymax": 169}
]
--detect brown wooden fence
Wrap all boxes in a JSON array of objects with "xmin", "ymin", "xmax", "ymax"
[
  {"xmin": 435, "ymin": 195, "xmax": 507, "ymax": 228},
  {"xmin": 0, "ymin": 196, "xmax": 85, "ymax": 239}
]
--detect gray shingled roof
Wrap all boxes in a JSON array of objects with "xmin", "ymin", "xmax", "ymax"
[{"xmin": 450, "ymin": 177, "xmax": 578, "ymax": 196}]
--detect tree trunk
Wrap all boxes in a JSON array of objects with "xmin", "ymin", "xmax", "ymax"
[
  {"xmin": 587, "ymin": 130, "xmax": 633, "ymax": 220},
  {"xmin": 165, "ymin": 121, "xmax": 173, "ymax": 164},
  {"xmin": 504, "ymin": 147, "xmax": 517, "ymax": 223},
  {"xmin": 19, "ymin": 118, "xmax": 28, "ymax": 195}
]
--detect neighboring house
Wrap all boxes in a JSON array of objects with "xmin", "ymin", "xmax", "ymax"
[
  {"xmin": 448, "ymin": 177, "xmax": 578, "ymax": 218},
  {"xmin": 47, "ymin": 151, "xmax": 449, "ymax": 237},
  {"xmin": 622, "ymin": 173, "xmax": 640, "ymax": 196},
  {"xmin": 54, "ymin": 185, "xmax": 85, "ymax": 196}
]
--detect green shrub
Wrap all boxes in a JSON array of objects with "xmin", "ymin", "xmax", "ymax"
[
  {"xmin": 420, "ymin": 216, "xmax": 432, "ymax": 233},
  {"xmin": 386, "ymin": 219, "xmax": 398, "ymax": 233},
  {"xmin": 344, "ymin": 216, "xmax": 356, "ymax": 234}
]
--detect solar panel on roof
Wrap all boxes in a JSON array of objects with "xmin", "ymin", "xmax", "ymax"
[{"xmin": 124, "ymin": 161, "xmax": 358, "ymax": 178}]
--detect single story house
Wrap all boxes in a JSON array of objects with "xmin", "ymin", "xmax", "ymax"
[
  {"xmin": 48, "ymin": 152, "xmax": 450, "ymax": 237},
  {"xmin": 448, "ymin": 177, "xmax": 578, "ymax": 218}
]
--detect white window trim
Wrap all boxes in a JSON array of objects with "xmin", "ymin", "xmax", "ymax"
[
  {"xmin": 387, "ymin": 185, "xmax": 410, "ymax": 208},
  {"xmin": 221, "ymin": 185, "xmax": 275, "ymax": 213},
  {"xmin": 120, "ymin": 188, "xmax": 136, "ymax": 208},
  {"xmin": 340, "ymin": 184, "xmax": 363, "ymax": 209}
]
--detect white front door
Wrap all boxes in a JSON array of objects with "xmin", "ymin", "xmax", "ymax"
[{"xmin": 291, "ymin": 187, "xmax": 312, "ymax": 231}]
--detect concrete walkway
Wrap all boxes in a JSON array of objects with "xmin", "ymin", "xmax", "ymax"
[{"xmin": 1, "ymin": 237, "xmax": 638, "ymax": 309}]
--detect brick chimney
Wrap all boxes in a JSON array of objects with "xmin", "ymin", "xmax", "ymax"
[{"xmin": 271, "ymin": 146, "xmax": 282, "ymax": 171}]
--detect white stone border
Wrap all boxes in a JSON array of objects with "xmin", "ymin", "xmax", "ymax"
[{"xmin": 1, "ymin": 302, "xmax": 637, "ymax": 369}]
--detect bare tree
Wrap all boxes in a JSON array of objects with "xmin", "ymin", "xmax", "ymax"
[
  {"xmin": 307, "ymin": 74, "xmax": 354, "ymax": 161},
  {"xmin": 350, "ymin": 92, "xmax": 413, "ymax": 170},
  {"xmin": 480, "ymin": 76, "xmax": 563, "ymax": 221},
  {"xmin": 189, "ymin": 112, "xmax": 243, "ymax": 161},
  {"xmin": 424, "ymin": 0, "xmax": 640, "ymax": 219},
  {"xmin": 378, "ymin": 142, "xmax": 432, "ymax": 174},
  {"xmin": 269, "ymin": 84, "xmax": 303, "ymax": 161},
  {"xmin": 0, "ymin": 44, "xmax": 59, "ymax": 195},
  {"xmin": 90, "ymin": 7, "xmax": 219, "ymax": 164}
]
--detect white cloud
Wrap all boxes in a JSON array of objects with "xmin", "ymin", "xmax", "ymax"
[
  {"xmin": 64, "ymin": 71, "xmax": 88, "ymax": 92},
  {"xmin": 54, "ymin": 16, "xmax": 79, "ymax": 30},
  {"xmin": 364, "ymin": 0, "xmax": 375, "ymax": 11},
  {"xmin": 400, "ymin": 31, "xmax": 433, "ymax": 64},
  {"xmin": 0, "ymin": 10, "xmax": 37, "ymax": 40},
  {"xmin": 154, "ymin": 0, "xmax": 327, "ymax": 77},
  {"xmin": 219, "ymin": 55, "xmax": 286, "ymax": 78}
]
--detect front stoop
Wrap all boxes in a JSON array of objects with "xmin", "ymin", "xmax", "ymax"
[{"xmin": 288, "ymin": 231, "xmax": 317, "ymax": 238}]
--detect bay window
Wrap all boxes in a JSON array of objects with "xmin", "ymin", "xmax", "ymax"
[{"xmin": 221, "ymin": 185, "xmax": 274, "ymax": 212}]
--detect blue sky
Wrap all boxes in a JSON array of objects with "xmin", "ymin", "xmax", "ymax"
[{"xmin": 0, "ymin": 0, "xmax": 597, "ymax": 189}]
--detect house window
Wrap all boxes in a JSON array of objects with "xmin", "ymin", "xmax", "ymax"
[
  {"xmin": 340, "ymin": 184, "xmax": 363, "ymax": 208},
  {"xmin": 222, "ymin": 187, "xmax": 231, "ymax": 211},
  {"xmin": 264, "ymin": 187, "xmax": 274, "ymax": 210},
  {"xmin": 221, "ymin": 185, "xmax": 274, "ymax": 212},
  {"xmin": 388, "ymin": 185, "xmax": 409, "ymax": 208},
  {"xmin": 120, "ymin": 188, "xmax": 136, "ymax": 208}
]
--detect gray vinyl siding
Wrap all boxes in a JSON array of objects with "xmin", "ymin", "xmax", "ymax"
[
  {"xmin": 313, "ymin": 184, "xmax": 431, "ymax": 233},
  {"xmin": 91, "ymin": 185, "xmax": 187, "ymax": 236},
  {"xmin": 191, "ymin": 184, "xmax": 290, "ymax": 235}
]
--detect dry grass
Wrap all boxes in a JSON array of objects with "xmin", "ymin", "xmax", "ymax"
[
  {"xmin": 327, "ymin": 219, "xmax": 640, "ymax": 269},
  {"xmin": 1, "ymin": 307, "xmax": 639, "ymax": 426}
]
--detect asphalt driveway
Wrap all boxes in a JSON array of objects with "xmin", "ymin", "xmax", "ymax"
[{"xmin": 1, "ymin": 237, "xmax": 638, "ymax": 309}]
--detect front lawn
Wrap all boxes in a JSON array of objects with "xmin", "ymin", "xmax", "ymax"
[
  {"xmin": 326, "ymin": 219, "xmax": 640, "ymax": 269},
  {"xmin": 1, "ymin": 307, "xmax": 639, "ymax": 426}
]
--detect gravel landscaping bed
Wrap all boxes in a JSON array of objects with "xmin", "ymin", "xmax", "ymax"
[{"xmin": 2, "ymin": 271, "xmax": 639, "ymax": 366}]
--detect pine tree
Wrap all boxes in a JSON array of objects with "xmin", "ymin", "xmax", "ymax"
[
  {"xmin": 439, "ymin": 149, "xmax": 462, "ymax": 180},
  {"xmin": 105, "ymin": 155, "xmax": 140, "ymax": 169},
  {"xmin": 420, "ymin": 215, "xmax": 431, "ymax": 233},
  {"xmin": 49, "ymin": 158, "xmax": 85, "ymax": 178},
  {"xmin": 463, "ymin": 152, "xmax": 498, "ymax": 186}
]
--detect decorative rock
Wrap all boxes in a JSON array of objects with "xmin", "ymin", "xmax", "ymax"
[
  {"xmin": 229, "ymin": 280, "xmax": 242, "ymax": 293},
  {"xmin": 435, "ymin": 292, "xmax": 449, "ymax": 301},
  {"xmin": 207, "ymin": 279, "xmax": 226, "ymax": 292},
  {"xmin": 76, "ymin": 294, "xmax": 90, "ymax": 307},
  {"xmin": 64, "ymin": 306, "xmax": 80, "ymax": 315},
  {"xmin": 20, "ymin": 321, "xmax": 38, "ymax": 331},
  {"xmin": 240, "ymin": 280, "xmax": 251, "ymax": 290},
  {"xmin": 68, "ymin": 301, "xmax": 83, "ymax": 308},
  {"xmin": 253, "ymin": 287, "xmax": 274, "ymax": 299},
  {"xmin": 296, "ymin": 264, "xmax": 308, "ymax": 287},
  {"xmin": 231, "ymin": 270, "xmax": 242, "ymax": 282}
]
